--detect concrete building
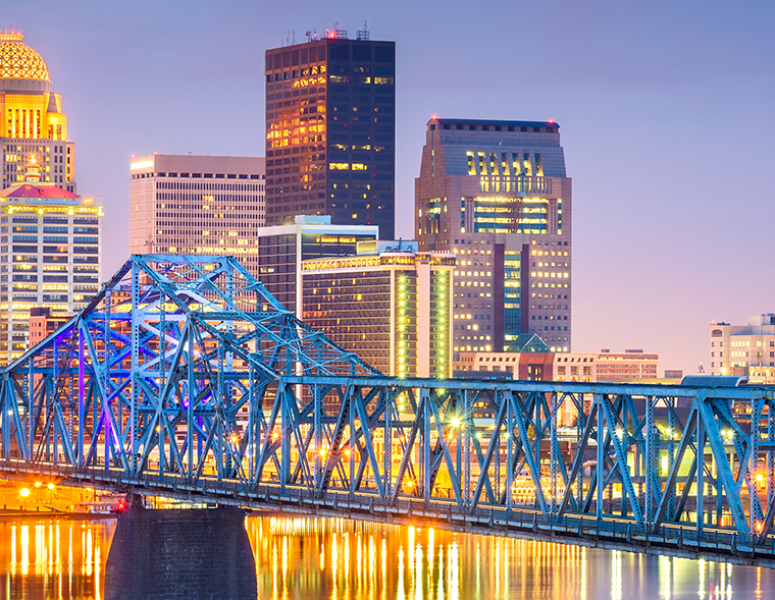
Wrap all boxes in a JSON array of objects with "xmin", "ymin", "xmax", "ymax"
[
  {"xmin": 709, "ymin": 314, "xmax": 775, "ymax": 380},
  {"xmin": 0, "ymin": 32, "xmax": 76, "ymax": 193},
  {"xmin": 554, "ymin": 349, "xmax": 659, "ymax": 382},
  {"xmin": 300, "ymin": 240, "xmax": 454, "ymax": 377},
  {"xmin": 129, "ymin": 154, "xmax": 265, "ymax": 277},
  {"xmin": 265, "ymin": 27, "xmax": 395, "ymax": 238},
  {"xmin": 257, "ymin": 215, "xmax": 378, "ymax": 314},
  {"xmin": 28, "ymin": 306, "xmax": 69, "ymax": 347},
  {"xmin": 415, "ymin": 117, "xmax": 572, "ymax": 358},
  {"xmin": 0, "ymin": 159, "xmax": 102, "ymax": 363}
]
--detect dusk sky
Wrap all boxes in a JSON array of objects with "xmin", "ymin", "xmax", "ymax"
[{"xmin": 4, "ymin": 0, "xmax": 774, "ymax": 375}]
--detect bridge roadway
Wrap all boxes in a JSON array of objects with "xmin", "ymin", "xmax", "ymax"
[
  {"xmin": 0, "ymin": 256, "xmax": 774, "ymax": 567},
  {"xmin": 2, "ymin": 455, "xmax": 774, "ymax": 567}
]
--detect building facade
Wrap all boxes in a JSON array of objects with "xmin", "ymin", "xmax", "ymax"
[
  {"xmin": 554, "ymin": 349, "xmax": 659, "ymax": 382},
  {"xmin": 455, "ymin": 335, "xmax": 554, "ymax": 381},
  {"xmin": 301, "ymin": 240, "xmax": 454, "ymax": 378},
  {"xmin": 709, "ymin": 314, "xmax": 775, "ymax": 378},
  {"xmin": 0, "ymin": 159, "xmax": 102, "ymax": 363},
  {"xmin": 129, "ymin": 155, "xmax": 265, "ymax": 277},
  {"xmin": 257, "ymin": 215, "xmax": 379, "ymax": 315},
  {"xmin": 0, "ymin": 32, "xmax": 76, "ymax": 193},
  {"xmin": 415, "ymin": 117, "xmax": 572, "ymax": 358},
  {"xmin": 264, "ymin": 30, "xmax": 395, "ymax": 238}
]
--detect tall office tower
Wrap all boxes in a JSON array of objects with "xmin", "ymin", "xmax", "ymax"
[
  {"xmin": 129, "ymin": 155, "xmax": 265, "ymax": 277},
  {"xmin": 264, "ymin": 28, "xmax": 395, "ymax": 239},
  {"xmin": 416, "ymin": 117, "xmax": 572, "ymax": 356},
  {"xmin": 301, "ymin": 240, "xmax": 454, "ymax": 378},
  {"xmin": 0, "ymin": 158, "xmax": 102, "ymax": 364},
  {"xmin": 256, "ymin": 215, "xmax": 378, "ymax": 315},
  {"xmin": 0, "ymin": 32, "xmax": 76, "ymax": 192}
]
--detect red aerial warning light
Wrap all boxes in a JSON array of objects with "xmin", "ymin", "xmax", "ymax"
[{"xmin": 548, "ymin": 119, "xmax": 554, "ymax": 124}]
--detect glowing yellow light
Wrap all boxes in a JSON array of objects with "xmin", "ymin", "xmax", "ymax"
[
  {"xmin": 47, "ymin": 483, "xmax": 54, "ymax": 490},
  {"xmin": 34, "ymin": 481, "xmax": 41, "ymax": 488},
  {"xmin": 19, "ymin": 488, "xmax": 30, "ymax": 497}
]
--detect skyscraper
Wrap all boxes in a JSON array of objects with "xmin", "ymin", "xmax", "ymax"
[
  {"xmin": 264, "ymin": 27, "xmax": 395, "ymax": 239},
  {"xmin": 129, "ymin": 154, "xmax": 265, "ymax": 278},
  {"xmin": 0, "ymin": 158, "xmax": 102, "ymax": 364},
  {"xmin": 416, "ymin": 117, "xmax": 572, "ymax": 356},
  {"xmin": 0, "ymin": 32, "xmax": 76, "ymax": 192}
]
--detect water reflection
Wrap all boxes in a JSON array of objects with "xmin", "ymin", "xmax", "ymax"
[
  {"xmin": 246, "ymin": 516, "xmax": 775, "ymax": 600},
  {"xmin": 0, "ymin": 517, "xmax": 114, "ymax": 599},
  {"xmin": 0, "ymin": 515, "xmax": 772, "ymax": 599}
]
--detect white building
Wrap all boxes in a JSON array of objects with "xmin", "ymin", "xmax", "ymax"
[
  {"xmin": 709, "ymin": 314, "xmax": 775, "ymax": 380},
  {"xmin": 129, "ymin": 154, "xmax": 265, "ymax": 278},
  {"xmin": 0, "ymin": 159, "xmax": 102, "ymax": 363}
]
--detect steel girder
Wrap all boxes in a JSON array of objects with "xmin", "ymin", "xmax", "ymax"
[
  {"xmin": 0, "ymin": 255, "xmax": 378, "ymax": 490},
  {"xmin": 0, "ymin": 254, "xmax": 774, "ymax": 545},
  {"xmin": 281, "ymin": 376, "xmax": 775, "ymax": 540}
]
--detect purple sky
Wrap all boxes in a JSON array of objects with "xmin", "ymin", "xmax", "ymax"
[{"xmin": 5, "ymin": 0, "xmax": 774, "ymax": 375}]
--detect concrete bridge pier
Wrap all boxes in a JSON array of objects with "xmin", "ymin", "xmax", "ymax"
[{"xmin": 105, "ymin": 500, "xmax": 257, "ymax": 600}]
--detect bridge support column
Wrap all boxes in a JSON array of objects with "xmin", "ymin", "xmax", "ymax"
[{"xmin": 105, "ymin": 504, "xmax": 256, "ymax": 600}]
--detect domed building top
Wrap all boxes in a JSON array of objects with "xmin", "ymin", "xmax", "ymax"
[{"xmin": 0, "ymin": 32, "xmax": 52, "ymax": 93}]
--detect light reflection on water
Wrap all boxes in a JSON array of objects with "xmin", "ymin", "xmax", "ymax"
[
  {"xmin": 0, "ymin": 515, "xmax": 770, "ymax": 599},
  {"xmin": 0, "ymin": 517, "xmax": 113, "ymax": 600},
  {"xmin": 246, "ymin": 516, "xmax": 775, "ymax": 600}
]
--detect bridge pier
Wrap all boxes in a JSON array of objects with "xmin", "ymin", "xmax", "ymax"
[{"xmin": 105, "ymin": 502, "xmax": 256, "ymax": 600}]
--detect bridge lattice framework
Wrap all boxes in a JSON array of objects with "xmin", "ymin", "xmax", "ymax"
[{"xmin": 0, "ymin": 255, "xmax": 774, "ymax": 555}]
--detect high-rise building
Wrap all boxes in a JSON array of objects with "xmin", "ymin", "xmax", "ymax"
[
  {"xmin": 264, "ymin": 28, "xmax": 395, "ymax": 238},
  {"xmin": 301, "ymin": 240, "xmax": 454, "ymax": 378},
  {"xmin": 129, "ymin": 154, "xmax": 265, "ymax": 277},
  {"xmin": 257, "ymin": 215, "xmax": 379, "ymax": 315},
  {"xmin": 0, "ymin": 158, "xmax": 102, "ymax": 364},
  {"xmin": 415, "ymin": 117, "xmax": 572, "ymax": 356},
  {"xmin": 709, "ymin": 314, "xmax": 775, "ymax": 378},
  {"xmin": 0, "ymin": 32, "xmax": 76, "ymax": 192}
]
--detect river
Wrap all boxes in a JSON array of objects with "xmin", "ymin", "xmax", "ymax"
[{"xmin": 0, "ymin": 515, "xmax": 771, "ymax": 599}]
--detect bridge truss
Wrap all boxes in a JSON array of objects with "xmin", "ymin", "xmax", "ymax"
[{"xmin": 1, "ymin": 255, "xmax": 774, "ymax": 559}]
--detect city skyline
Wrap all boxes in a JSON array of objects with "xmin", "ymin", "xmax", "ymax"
[{"xmin": 2, "ymin": 0, "xmax": 773, "ymax": 374}]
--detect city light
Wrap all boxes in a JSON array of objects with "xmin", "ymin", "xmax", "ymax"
[{"xmin": 19, "ymin": 488, "xmax": 30, "ymax": 497}]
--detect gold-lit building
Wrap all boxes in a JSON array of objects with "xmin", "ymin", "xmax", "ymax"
[
  {"xmin": 0, "ymin": 158, "xmax": 102, "ymax": 364},
  {"xmin": 0, "ymin": 32, "xmax": 76, "ymax": 192},
  {"xmin": 129, "ymin": 154, "xmax": 265, "ymax": 278},
  {"xmin": 301, "ymin": 240, "xmax": 454, "ymax": 378}
]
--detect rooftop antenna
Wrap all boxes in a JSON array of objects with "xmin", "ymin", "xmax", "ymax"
[
  {"xmin": 291, "ymin": 31, "xmax": 296, "ymax": 45},
  {"xmin": 356, "ymin": 20, "xmax": 370, "ymax": 41}
]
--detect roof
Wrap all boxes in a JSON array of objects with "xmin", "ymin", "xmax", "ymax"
[
  {"xmin": 506, "ymin": 334, "xmax": 551, "ymax": 353},
  {"xmin": 0, "ymin": 33, "xmax": 49, "ymax": 81},
  {"xmin": 430, "ymin": 117, "xmax": 559, "ymax": 129},
  {"xmin": 680, "ymin": 375, "xmax": 747, "ymax": 387},
  {"xmin": 0, "ymin": 183, "xmax": 79, "ymax": 199}
]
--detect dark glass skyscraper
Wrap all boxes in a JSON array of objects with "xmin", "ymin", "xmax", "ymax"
[{"xmin": 264, "ymin": 34, "xmax": 395, "ymax": 239}]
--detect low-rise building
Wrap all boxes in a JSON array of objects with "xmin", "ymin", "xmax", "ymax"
[{"xmin": 709, "ymin": 314, "xmax": 775, "ymax": 377}]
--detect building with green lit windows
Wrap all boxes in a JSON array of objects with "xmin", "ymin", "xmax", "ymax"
[
  {"xmin": 415, "ymin": 118, "xmax": 572, "ymax": 356},
  {"xmin": 300, "ymin": 240, "xmax": 454, "ymax": 378}
]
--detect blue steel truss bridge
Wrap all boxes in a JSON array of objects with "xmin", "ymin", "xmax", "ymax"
[{"xmin": 1, "ymin": 255, "xmax": 774, "ymax": 563}]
